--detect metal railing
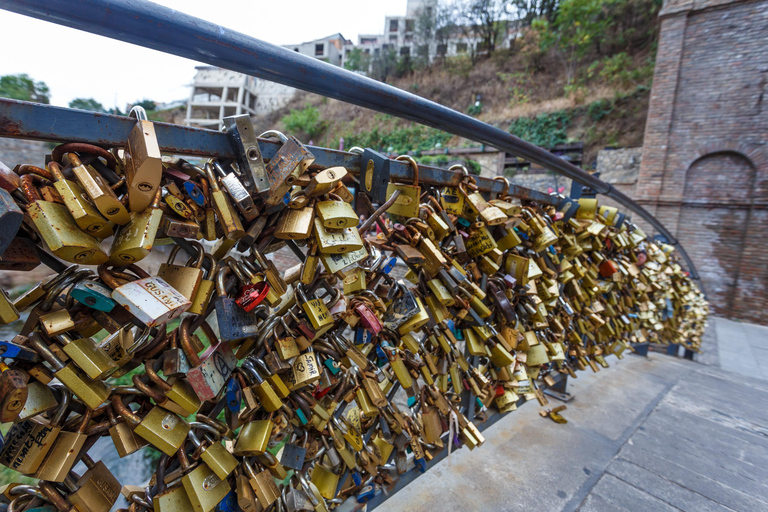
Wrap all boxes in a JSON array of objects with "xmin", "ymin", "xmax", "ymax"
[{"xmin": 0, "ymin": 0, "xmax": 700, "ymax": 282}]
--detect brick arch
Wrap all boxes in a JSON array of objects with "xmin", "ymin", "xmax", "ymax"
[
  {"xmin": 683, "ymin": 149, "xmax": 757, "ymax": 201},
  {"xmin": 683, "ymin": 142, "xmax": 765, "ymax": 173}
]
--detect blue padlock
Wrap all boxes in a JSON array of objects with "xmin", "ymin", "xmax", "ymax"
[
  {"xmin": 183, "ymin": 181, "xmax": 206, "ymax": 207},
  {"xmin": 357, "ymin": 484, "xmax": 377, "ymax": 503},
  {"xmin": 215, "ymin": 490, "xmax": 240, "ymax": 512},
  {"xmin": 381, "ymin": 256, "xmax": 397, "ymax": 275},
  {"xmin": 0, "ymin": 341, "xmax": 39, "ymax": 362},
  {"xmin": 225, "ymin": 377, "xmax": 241, "ymax": 417},
  {"xmin": 71, "ymin": 281, "xmax": 116, "ymax": 312}
]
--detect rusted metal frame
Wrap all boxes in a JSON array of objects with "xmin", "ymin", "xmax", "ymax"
[{"xmin": 0, "ymin": 98, "xmax": 554, "ymax": 204}]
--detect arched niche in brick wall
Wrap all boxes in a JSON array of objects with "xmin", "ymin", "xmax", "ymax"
[
  {"xmin": 679, "ymin": 150, "xmax": 757, "ymax": 316},
  {"xmin": 683, "ymin": 151, "xmax": 756, "ymax": 202}
]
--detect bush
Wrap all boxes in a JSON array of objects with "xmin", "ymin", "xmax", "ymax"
[
  {"xmin": 445, "ymin": 55, "xmax": 473, "ymax": 78},
  {"xmin": 509, "ymin": 111, "xmax": 570, "ymax": 148},
  {"xmin": 281, "ymin": 104, "xmax": 327, "ymax": 141},
  {"xmin": 587, "ymin": 98, "xmax": 614, "ymax": 121},
  {"xmin": 345, "ymin": 125, "xmax": 452, "ymax": 155}
]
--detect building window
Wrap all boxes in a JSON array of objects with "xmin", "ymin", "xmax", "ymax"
[
  {"xmin": 405, "ymin": 19, "xmax": 415, "ymax": 32},
  {"xmin": 456, "ymin": 42, "xmax": 468, "ymax": 54},
  {"xmin": 389, "ymin": 20, "xmax": 398, "ymax": 32},
  {"xmin": 437, "ymin": 44, "xmax": 447, "ymax": 56},
  {"xmin": 400, "ymin": 46, "xmax": 410, "ymax": 56},
  {"xmin": 315, "ymin": 43, "xmax": 324, "ymax": 56},
  {"xmin": 389, "ymin": 34, "xmax": 397, "ymax": 42},
  {"xmin": 364, "ymin": 48, "xmax": 370, "ymax": 54},
  {"xmin": 294, "ymin": 47, "xmax": 299, "ymax": 52}
]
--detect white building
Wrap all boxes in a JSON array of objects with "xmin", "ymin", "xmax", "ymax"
[
  {"xmin": 284, "ymin": 33, "xmax": 353, "ymax": 68},
  {"xmin": 184, "ymin": 67, "xmax": 298, "ymax": 128}
]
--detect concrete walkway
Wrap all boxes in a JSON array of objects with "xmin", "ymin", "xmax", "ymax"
[{"xmin": 380, "ymin": 318, "xmax": 768, "ymax": 511}]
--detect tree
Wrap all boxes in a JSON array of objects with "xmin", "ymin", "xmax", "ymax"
[
  {"xmin": 533, "ymin": 0, "xmax": 610, "ymax": 84},
  {"xmin": 0, "ymin": 74, "xmax": 50, "ymax": 103},
  {"xmin": 451, "ymin": 0, "xmax": 514, "ymax": 60},
  {"xmin": 343, "ymin": 48, "xmax": 371, "ymax": 73},
  {"xmin": 69, "ymin": 98, "xmax": 106, "ymax": 112},
  {"xmin": 134, "ymin": 99, "xmax": 157, "ymax": 111},
  {"xmin": 510, "ymin": 0, "xmax": 560, "ymax": 24}
]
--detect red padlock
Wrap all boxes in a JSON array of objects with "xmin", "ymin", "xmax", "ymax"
[
  {"xmin": 235, "ymin": 281, "xmax": 269, "ymax": 312},
  {"xmin": 355, "ymin": 303, "xmax": 382, "ymax": 334}
]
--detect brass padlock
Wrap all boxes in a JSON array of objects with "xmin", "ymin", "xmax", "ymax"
[{"xmin": 386, "ymin": 155, "xmax": 421, "ymax": 218}]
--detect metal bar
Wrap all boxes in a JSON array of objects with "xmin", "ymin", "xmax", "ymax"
[
  {"xmin": 0, "ymin": 98, "xmax": 539, "ymax": 198},
  {"xmin": 0, "ymin": 0, "xmax": 700, "ymax": 281}
]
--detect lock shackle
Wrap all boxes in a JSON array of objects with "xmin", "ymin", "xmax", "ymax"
[
  {"xmin": 38, "ymin": 482, "xmax": 71, "ymax": 512},
  {"xmin": 194, "ymin": 413, "xmax": 230, "ymax": 438},
  {"xmin": 241, "ymin": 359, "xmax": 265, "ymax": 385},
  {"xmin": 144, "ymin": 359, "xmax": 172, "ymax": 392},
  {"xmin": 189, "ymin": 421, "xmax": 221, "ymax": 442},
  {"xmin": 258, "ymin": 130, "xmax": 288, "ymax": 143},
  {"xmin": 97, "ymin": 265, "xmax": 129, "ymax": 290},
  {"xmin": 48, "ymin": 384, "xmax": 71, "ymax": 427},
  {"xmin": 228, "ymin": 259, "xmax": 249, "ymax": 284},
  {"xmin": 179, "ymin": 316, "xmax": 219, "ymax": 367},
  {"xmin": 28, "ymin": 333, "xmax": 65, "ymax": 371},
  {"xmin": 132, "ymin": 374, "xmax": 166, "ymax": 403},
  {"xmin": 41, "ymin": 268, "xmax": 89, "ymax": 312},
  {"xmin": 203, "ymin": 163, "xmax": 222, "ymax": 193},
  {"xmin": 199, "ymin": 253, "xmax": 218, "ymax": 280},
  {"xmin": 110, "ymin": 395, "xmax": 142, "ymax": 426},
  {"xmin": 493, "ymin": 176, "xmax": 510, "ymax": 198},
  {"xmin": 395, "ymin": 155, "xmax": 419, "ymax": 187},
  {"xmin": 129, "ymin": 105, "xmax": 149, "ymax": 121},
  {"xmin": 211, "ymin": 160, "xmax": 235, "ymax": 179},
  {"xmin": 216, "ymin": 266, "xmax": 233, "ymax": 297},
  {"xmin": 18, "ymin": 173, "xmax": 51, "ymax": 203}
]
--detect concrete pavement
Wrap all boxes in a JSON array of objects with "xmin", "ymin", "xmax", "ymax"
[{"xmin": 379, "ymin": 317, "xmax": 768, "ymax": 511}]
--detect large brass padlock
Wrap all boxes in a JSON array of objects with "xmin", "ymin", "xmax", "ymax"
[{"xmin": 386, "ymin": 155, "xmax": 421, "ymax": 218}]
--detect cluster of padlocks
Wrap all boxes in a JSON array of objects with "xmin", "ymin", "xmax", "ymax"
[{"xmin": 0, "ymin": 108, "xmax": 707, "ymax": 512}]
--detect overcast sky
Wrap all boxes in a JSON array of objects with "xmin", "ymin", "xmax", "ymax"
[{"xmin": 0, "ymin": 0, "xmax": 408, "ymax": 110}]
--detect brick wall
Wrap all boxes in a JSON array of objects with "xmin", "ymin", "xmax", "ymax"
[{"xmin": 638, "ymin": 0, "xmax": 768, "ymax": 322}]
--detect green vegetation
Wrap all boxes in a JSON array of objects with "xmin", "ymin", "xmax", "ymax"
[
  {"xmin": 509, "ymin": 111, "xmax": 570, "ymax": 148},
  {"xmin": 0, "ymin": 74, "xmax": 50, "ymax": 103},
  {"xmin": 281, "ymin": 104, "xmax": 327, "ymax": 141},
  {"xmin": 345, "ymin": 125, "xmax": 452, "ymax": 155},
  {"xmin": 69, "ymin": 98, "xmax": 106, "ymax": 112}
]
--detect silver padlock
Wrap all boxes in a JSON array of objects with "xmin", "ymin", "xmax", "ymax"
[
  {"xmin": 99, "ymin": 264, "xmax": 191, "ymax": 327},
  {"xmin": 212, "ymin": 161, "xmax": 257, "ymax": 221}
]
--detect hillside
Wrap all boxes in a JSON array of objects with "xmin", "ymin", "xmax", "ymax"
[{"xmin": 260, "ymin": 0, "xmax": 660, "ymax": 171}]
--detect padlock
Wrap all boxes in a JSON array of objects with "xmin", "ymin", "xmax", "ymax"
[
  {"xmin": 67, "ymin": 152, "xmax": 131, "ymax": 225},
  {"xmin": 32, "ymin": 407, "xmax": 92, "ymax": 482},
  {"xmin": 0, "ymin": 186, "xmax": 26, "ymax": 255},
  {"xmin": 233, "ymin": 419, "xmax": 273, "ymax": 457},
  {"xmin": 158, "ymin": 242, "xmax": 206, "ymax": 301},
  {"xmin": 181, "ymin": 462, "xmax": 232, "ymax": 512},
  {"xmin": 386, "ymin": 155, "xmax": 421, "ymax": 218},
  {"xmin": 188, "ymin": 425, "xmax": 238, "ymax": 480},
  {"xmin": 0, "ymin": 386, "xmax": 70, "ymax": 474},
  {"xmin": 180, "ymin": 317, "xmax": 237, "ymax": 401},
  {"xmin": 214, "ymin": 266, "xmax": 259, "ymax": 343},
  {"xmin": 66, "ymin": 455, "xmax": 122, "ymax": 512},
  {"xmin": 109, "ymin": 187, "xmax": 164, "ymax": 264},
  {"xmin": 112, "ymin": 394, "xmax": 190, "ymax": 456},
  {"xmin": 223, "ymin": 114, "xmax": 270, "ymax": 195},
  {"xmin": 211, "ymin": 160, "xmax": 258, "ymax": 220},
  {"xmin": 316, "ymin": 196, "xmax": 359, "ymax": 229},
  {"xmin": 259, "ymin": 130, "xmax": 315, "ymax": 206},
  {"xmin": 55, "ymin": 332, "xmax": 118, "ymax": 380},
  {"xmin": 313, "ymin": 217, "xmax": 364, "ymax": 254},
  {"xmin": 189, "ymin": 254, "xmax": 218, "ymax": 315},
  {"xmin": 205, "ymin": 162, "xmax": 244, "ymax": 241},
  {"xmin": 28, "ymin": 334, "xmax": 110, "ymax": 410},
  {"xmin": 19, "ymin": 173, "xmax": 108, "ymax": 264},
  {"xmin": 123, "ymin": 105, "xmax": 163, "ymax": 212},
  {"xmin": 276, "ymin": 205, "xmax": 315, "ymax": 240},
  {"xmin": 99, "ymin": 264, "xmax": 191, "ymax": 327}
]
